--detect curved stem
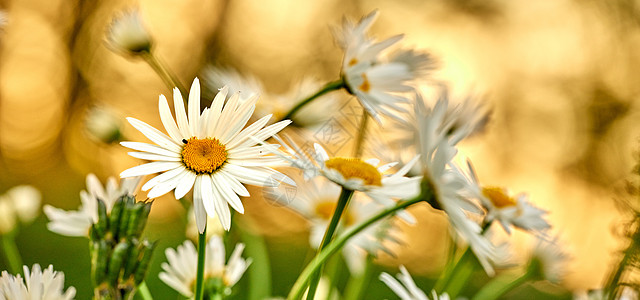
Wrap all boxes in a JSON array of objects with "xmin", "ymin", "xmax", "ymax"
[
  {"xmin": 288, "ymin": 192, "xmax": 430, "ymax": 300},
  {"xmin": 1, "ymin": 233, "xmax": 23, "ymax": 275},
  {"xmin": 306, "ymin": 188, "xmax": 354, "ymax": 300},
  {"xmin": 472, "ymin": 271, "xmax": 532, "ymax": 300},
  {"xmin": 140, "ymin": 51, "xmax": 187, "ymax": 96},
  {"xmin": 353, "ymin": 108, "xmax": 369, "ymax": 158},
  {"xmin": 280, "ymin": 80, "xmax": 345, "ymax": 123},
  {"xmin": 195, "ymin": 226, "xmax": 207, "ymax": 300},
  {"xmin": 137, "ymin": 282, "xmax": 153, "ymax": 300}
]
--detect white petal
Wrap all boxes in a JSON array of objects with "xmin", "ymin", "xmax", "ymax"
[
  {"xmin": 173, "ymin": 87, "xmax": 191, "ymax": 137},
  {"xmin": 120, "ymin": 142, "xmax": 180, "ymax": 158},
  {"xmin": 141, "ymin": 166, "xmax": 187, "ymax": 191},
  {"xmin": 188, "ymin": 78, "xmax": 201, "ymax": 136},
  {"xmin": 120, "ymin": 162, "xmax": 182, "ymax": 178},
  {"xmin": 205, "ymin": 86, "xmax": 229, "ymax": 136},
  {"xmin": 175, "ymin": 171, "xmax": 197, "ymax": 199},
  {"xmin": 159, "ymin": 95, "xmax": 183, "ymax": 141},
  {"xmin": 127, "ymin": 117, "xmax": 182, "ymax": 153},
  {"xmin": 226, "ymin": 114, "xmax": 271, "ymax": 149},
  {"xmin": 193, "ymin": 176, "xmax": 207, "ymax": 233},
  {"xmin": 128, "ymin": 152, "xmax": 181, "ymax": 162},
  {"xmin": 212, "ymin": 172, "xmax": 245, "ymax": 214}
]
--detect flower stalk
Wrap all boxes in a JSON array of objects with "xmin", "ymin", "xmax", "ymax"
[
  {"xmin": 140, "ymin": 51, "xmax": 187, "ymax": 96},
  {"xmin": 306, "ymin": 188, "xmax": 354, "ymax": 300},
  {"xmin": 288, "ymin": 191, "xmax": 431, "ymax": 300},
  {"xmin": 353, "ymin": 108, "xmax": 369, "ymax": 158},
  {"xmin": 1, "ymin": 232, "xmax": 23, "ymax": 275},
  {"xmin": 281, "ymin": 79, "xmax": 345, "ymax": 123},
  {"xmin": 194, "ymin": 226, "xmax": 207, "ymax": 300}
]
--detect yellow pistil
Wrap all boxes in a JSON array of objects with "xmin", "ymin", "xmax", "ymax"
[
  {"xmin": 181, "ymin": 137, "xmax": 227, "ymax": 174},
  {"xmin": 348, "ymin": 58, "xmax": 358, "ymax": 66},
  {"xmin": 324, "ymin": 157, "xmax": 382, "ymax": 186},
  {"xmin": 358, "ymin": 74, "xmax": 371, "ymax": 92},
  {"xmin": 314, "ymin": 200, "xmax": 355, "ymax": 226},
  {"xmin": 482, "ymin": 186, "xmax": 517, "ymax": 208}
]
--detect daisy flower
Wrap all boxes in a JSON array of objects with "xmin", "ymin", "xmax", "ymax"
[
  {"xmin": 106, "ymin": 9, "xmax": 153, "ymax": 54},
  {"xmin": 43, "ymin": 174, "xmax": 140, "ymax": 237},
  {"xmin": 477, "ymin": 185, "xmax": 551, "ymax": 235},
  {"xmin": 85, "ymin": 105, "xmax": 124, "ymax": 144},
  {"xmin": 263, "ymin": 136, "xmax": 420, "ymax": 222},
  {"xmin": 275, "ymin": 176, "xmax": 404, "ymax": 274},
  {"xmin": 0, "ymin": 264, "xmax": 76, "ymax": 300},
  {"xmin": 529, "ymin": 236, "xmax": 568, "ymax": 283},
  {"xmin": 119, "ymin": 78, "xmax": 294, "ymax": 232},
  {"xmin": 201, "ymin": 66, "xmax": 263, "ymax": 103},
  {"xmin": 379, "ymin": 265, "xmax": 449, "ymax": 300},
  {"xmin": 159, "ymin": 236, "xmax": 251, "ymax": 298},
  {"xmin": 0, "ymin": 185, "xmax": 41, "ymax": 234},
  {"xmin": 334, "ymin": 10, "xmax": 435, "ymax": 122},
  {"xmin": 415, "ymin": 93, "xmax": 499, "ymax": 275}
]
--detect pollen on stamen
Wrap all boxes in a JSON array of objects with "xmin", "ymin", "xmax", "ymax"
[
  {"xmin": 325, "ymin": 157, "xmax": 382, "ymax": 186},
  {"xmin": 358, "ymin": 73, "xmax": 371, "ymax": 92},
  {"xmin": 482, "ymin": 186, "xmax": 517, "ymax": 208},
  {"xmin": 181, "ymin": 137, "xmax": 227, "ymax": 174}
]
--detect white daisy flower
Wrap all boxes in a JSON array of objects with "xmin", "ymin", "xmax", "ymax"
[
  {"xmin": 106, "ymin": 9, "xmax": 152, "ymax": 54},
  {"xmin": 0, "ymin": 185, "xmax": 41, "ymax": 234},
  {"xmin": 415, "ymin": 93, "xmax": 498, "ymax": 275},
  {"xmin": 276, "ymin": 176, "xmax": 403, "ymax": 274},
  {"xmin": 380, "ymin": 265, "xmax": 449, "ymax": 300},
  {"xmin": 334, "ymin": 10, "xmax": 435, "ymax": 122},
  {"xmin": 120, "ymin": 78, "xmax": 294, "ymax": 232},
  {"xmin": 529, "ymin": 236, "xmax": 568, "ymax": 283},
  {"xmin": 43, "ymin": 174, "xmax": 140, "ymax": 237},
  {"xmin": 85, "ymin": 105, "xmax": 124, "ymax": 144},
  {"xmin": 477, "ymin": 185, "xmax": 551, "ymax": 235},
  {"xmin": 263, "ymin": 136, "xmax": 420, "ymax": 223},
  {"xmin": 0, "ymin": 264, "xmax": 76, "ymax": 300},
  {"xmin": 159, "ymin": 236, "xmax": 251, "ymax": 298}
]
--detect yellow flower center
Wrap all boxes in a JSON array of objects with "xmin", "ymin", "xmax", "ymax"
[
  {"xmin": 482, "ymin": 186, "xmax": 517, "ymax": 208},
  {"xmin": 358, "ymin": 74, "xmax": 371, "ymax": 92},
  {"xmin": 314, "ymin": 200, "xmax": 354, "ymax": 226},
  {"xmin": 324, "ymin": 157, "xmax": 382, "ymax": 186},
  {"xmin": 348, "ymin": 58, "xmax": 358, "ymax": 66},
  {"xmin": 181, "ymin": 137, "xmax": 227, "ymax": 174}
]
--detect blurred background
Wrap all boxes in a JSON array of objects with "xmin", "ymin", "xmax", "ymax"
[{"xmin": 2, "ymin": 0, "xmax": 640, "ymax": 298}]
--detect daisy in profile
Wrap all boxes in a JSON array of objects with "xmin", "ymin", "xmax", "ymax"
[
  {"xmin": 0, "ymin": 264, "xmax": 76, "ymax": 300},
  {"xmin": 334, "ymin": 10, "xmax": 435, "ymax": 122},
  {"xmin": 477, "ymin": 184, "xmax": 551, "ymax": 235},
  {"xmin": 263, "ymin": 136, "xmax": 420, "ymax": 222},
  {"xmin": 159, "ymin": 236, "xmax": 251, "ymax": 298},
  {"xmin": 43, "ymin": 174, "xmax": 139, "ymax": 237},
  {"xmin": 274, "ymin": 176, "xmax": 403, "ymax": 274},
  {"xmin": 120, "ymin": 78, "xmax": 293, "ymax": 232},
  {"xmin": 380, "ymin": 265, "xmax": 449, "ymax": 300},
  {"xmin": 415, "ymin": 92, "xmax": 499, "ymax": 275},
  {"xmin": 106, "ymin": 9, "xmax": 153, "ymax": 55},
  {"xmin": 0, "ymin": 185, "xmax": 41, "ymax": 234}
]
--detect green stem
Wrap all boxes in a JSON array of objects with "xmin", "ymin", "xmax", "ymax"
[
  {"xmin": 353, "ymin": 108, "xmax": 369, "ymax": 158},
  {"xmin": 287, "ymin": 192, "xmax": 430, "ymax": 300},
  {"xmin": 137, "ymin": 282, "xmax": 153, "ymax": 300},
  {"xmin": 472, "ymin": 271, "xmax": 532, "ymax": 300},
  {"xmin": 1, "ymin": 233, "xmax": 23, "ymax": 275},
  {"xmin": 195, "ymin": 227, "xmax": 207, "ymax": 300},
  {"xmin": 140, "ymin": 51, "xmax": 187, "ymax": 96},
  {"xmin": 343, "ymin": 254, "xmax": 374, "ymax": 300},
  {"xmin": 281, "ymin": 80, "xmax": 345, "ymax": 122},
  {"xmin": 306, "ymin": 188, "xmax": 354, "ymax": 300},
  {"xmin": 237, "ymin": 218, "xmax": 272, "ymax": 300}
]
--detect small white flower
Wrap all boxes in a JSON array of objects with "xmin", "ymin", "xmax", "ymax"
[
  {"xmin": 415, "ymin": 93, "xmax": 498, "ymax": 275},
  {"xmin": 201, "ymin": 67, "xmax": 263, "ymax": 103},
  {"xmin": 380, "ymin": 265, "xmax": 449, "ymax": 300},
  {"xmin": 43, "ymin": 174, "xmax": 140, "ymax": 237},
  {"xmin": 85, "ymin": 106, "xmax": 124, "ymax": 144},
  {"xmin": 277, "ymin": 176, "xmax": 403, "ymax": 274},
  {"xmin": 335, "ymin": 10, "xmax": 435, "ymax": 122},
  {"xmin": 476, "ymin": 184, "xmax": 551, "ymax": 235},
  {"xmin": 120, "ymin": 78, "xmax": 294, "ymax": 232},
  {"xmin": 530, "ymin": 235, "xmax": 568, "ymax": 283},
  {"xmin": 159, "ymin": 236, "xmax": 251, "ymax": 297},
  {"xmin": 0, "ymin": 185, "xmax": 41, "ymax": 234},
  {"xmin": 263, "ymin": 137, "xmax": 420, "ymax": 222},
  {"xmin": 0, "ymin": 264, "xmax": 76, "ymax": 300},
  {"xmin": 106, "ymin": 9, "xmax": 153, "ymax": 54}
]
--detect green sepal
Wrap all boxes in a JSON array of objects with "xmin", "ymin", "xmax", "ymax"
[
  {"xmin": 122, "ymin": 240, "xmax": 141, "ymax": 280},
  {"xmin": 108, "ymin": 197, "xmax": 125, "ymax": 239},
  {"xmin": 125, "ymin": 204, "xmax": 145, "ymax": 238},
  {"xmin": 94, "ymin": 199, "xmax": 108, "ymax": 239},
  {"xmin": 134, "ymin": 240, "xmax": 157, "ymax": 286},
  {"xmin": 107, "ymin": 241, "xmax": 130, "ymax": 286},
  {"xmin": 91, "ymin": 240, "xmax": 110, "ymax": 287}
]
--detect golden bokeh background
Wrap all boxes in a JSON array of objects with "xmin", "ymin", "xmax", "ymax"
[{"xmin": 2, "ymin": 0, "xmax": 640, "ymax": 298}]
